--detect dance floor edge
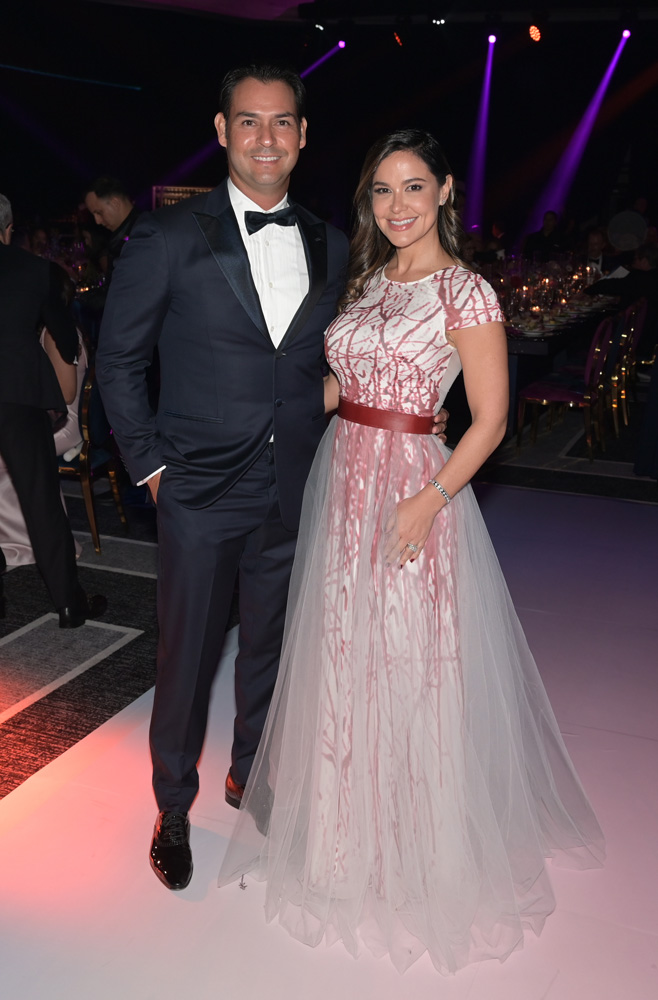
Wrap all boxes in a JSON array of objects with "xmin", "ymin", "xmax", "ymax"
[{"xmin": 0, "ymin": 487, "xmax": 656, "ymax": 1000}]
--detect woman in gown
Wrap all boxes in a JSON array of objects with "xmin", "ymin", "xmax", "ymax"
[{"xmin": 218, "ymin": 130, "xmax": 604, "ymax": 975}]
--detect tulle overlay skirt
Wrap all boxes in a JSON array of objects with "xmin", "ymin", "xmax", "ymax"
[{"xmin": 218, "ymin": 417, "xmax": 604, "ymax": 975}]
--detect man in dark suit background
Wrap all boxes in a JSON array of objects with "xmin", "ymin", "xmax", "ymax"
[
  {"xmin": 0, "ymin": 193, "xmax": 106, "ymax": 626},
  {"xmin": 96, "ymin": 65, "xmax": 350, "ymax": 891}
]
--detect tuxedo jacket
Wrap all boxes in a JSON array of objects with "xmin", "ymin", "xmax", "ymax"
[
  {"xmin": 0, "ymin": 244, "xmax": 78, "ymax": 411},
  {"xmin": 97, "ymin": 180, "xmax": 349, "ymax": 529}
]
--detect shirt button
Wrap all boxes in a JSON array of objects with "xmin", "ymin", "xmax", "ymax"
[
  {"xmin": 264, "ymin": 240, "xmax": 269, "ymax": 247},
  {"xmin": 269, "ymin": 281, "xmax": 273, "ymax": 288},
  {"xmin": 275, "ymin": 399, "xmax": 283, "ymax": 407}
]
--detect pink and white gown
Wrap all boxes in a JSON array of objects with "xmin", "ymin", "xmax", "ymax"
[{"xmin": 218, "ymin": 266, "xmax": 604, "ymax": 975}]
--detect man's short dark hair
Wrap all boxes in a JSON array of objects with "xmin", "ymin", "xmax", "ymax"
[
  {"xmin": 218, "ymin": 65, "xmax": 306, "ymax": 125},
  {"xmin": 86, "ymin": 176, "xmax": 130, "ymax": 200}
]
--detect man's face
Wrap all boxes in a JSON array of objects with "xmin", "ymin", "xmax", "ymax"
[
  {"xmin": 215, "ymin": 78, "xmax": 307, "ymax": 208},
  {"xmin": 588, "ymin": 232, "xmax": 604, "ymax": 257},
  {"xmin": 85, "ymin": 192, "xmax": 128, "ymax": 231},
  {"xmin": 543, "ymin": 212, "xmax": 557, "ymax": 234}
]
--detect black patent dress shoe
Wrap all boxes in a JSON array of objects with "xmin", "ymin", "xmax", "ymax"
[
  {"xmin": 225, "ymin": 770, "xmax": 245, "ymax": 809},
  {"xmin": 149, "ymin": 811, "xmax": 193, "ymax": 890},
  {"xmin": 58, "ymin": 594, "xmax": 108, "ymax": 629}
]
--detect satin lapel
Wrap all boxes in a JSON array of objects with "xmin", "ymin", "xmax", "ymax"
[
  {"xmin": 280, "ymin": 208, "xmax": 328, "ymax": 350},
  {"xmin": 193, "ymin": 205, "xmax": 269, "ymax": 340}
]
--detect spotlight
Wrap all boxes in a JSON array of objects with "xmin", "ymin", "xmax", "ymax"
[
  {"xmin": 394, "ymin": 31, "xmax": 403, "ymax": 47},
  {"xmin": 338, "ymin": 39, "xmax": 346, "ymax": 48},
  {"xmin": 488, "ymin": 34, "xmax": 496, "ymax": 44},
  {"xmin": 432, "ymin": 18, "xmax": 446, "ymax": 25},
  {"xmin": 622, "ymin": 29, "xmax": 631, "ymax": 38},
  {"xmin": 529, "ymin": 24, "xmax": 541, "ymax": 42},
  {"xmin": 314, "ymin": 23, "xmax": 324, "ymax": 31}
]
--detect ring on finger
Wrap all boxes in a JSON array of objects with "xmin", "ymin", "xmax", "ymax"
[{"xmin": 406, "ymin": 542, "xmax": 419, "ymax": 554}]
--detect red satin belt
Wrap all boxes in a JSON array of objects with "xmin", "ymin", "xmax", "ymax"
[{"xmin": 337, "ymin": 398, "xmax": 434, "ymax": 434}]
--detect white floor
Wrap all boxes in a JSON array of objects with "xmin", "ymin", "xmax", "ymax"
[{"xmin": 0, "ymin": 486, "xmax": 656, "ymax": 1000}]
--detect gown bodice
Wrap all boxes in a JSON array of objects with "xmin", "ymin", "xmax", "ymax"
[{"xmin": 325, "ymin": 266, "xmax": 503, "ymax": 415}]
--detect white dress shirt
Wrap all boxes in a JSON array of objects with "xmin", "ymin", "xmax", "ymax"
[{"xmin": 228, "ymin": 179, "xmax": 309, "ymax": 347}]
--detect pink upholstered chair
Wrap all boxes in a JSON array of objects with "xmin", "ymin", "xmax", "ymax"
[{"xmin": 516, "ymin": 316, "xmax": 615, "ymax": 460}]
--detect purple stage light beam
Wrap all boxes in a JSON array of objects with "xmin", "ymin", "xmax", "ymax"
[
  {"xmin": 463, "ymin": 34, "xmax": 496, "ymax": 234},
  {"xmin": 300, "ymin": 40, "xmax": 346, "ymax": 79},
  {"xmin": 527, "ymin": 30, "xmax": 631, "ymax": 234}
]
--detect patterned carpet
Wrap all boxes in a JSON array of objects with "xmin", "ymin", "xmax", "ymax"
[
  {"xmin": 0, "ymin": 491, "xmax": 237, "ymax": 799},
  {"xmin": 0, "ymin": 524, "xmax": 158, "ymax": 798}
]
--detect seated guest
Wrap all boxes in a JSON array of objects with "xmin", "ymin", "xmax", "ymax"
[
  {"xmin": 31, "ymin": 226, "xmax": 50, "ymax": 257},
  {"xmin": 524, "ymin": 210, "xmax": 565, "ymax": 262},
  {"xmin": 583, "ymin": 228, "xmax": 619, "ymax": 275},
  {"xmin": 585, "ymin": 243, "xmax": 658, "ymax": 361}
]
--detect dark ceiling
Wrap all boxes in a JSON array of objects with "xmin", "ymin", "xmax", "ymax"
[
  {"xmin": 86, "ymin": 1, "xmax": 658, "ymax": 23},
  {"xmin": 2, "ymin": 0, "xmax": 657, "ymax": 240}
]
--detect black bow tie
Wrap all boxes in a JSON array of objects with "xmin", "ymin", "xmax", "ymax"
[{"xmin": 244, "ymin": 205, "xmax": 297, "ymax": 236}]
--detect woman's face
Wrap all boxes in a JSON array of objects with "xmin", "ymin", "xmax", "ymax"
[{"xmin": 370, "ymin": 150, "xmax": 451, "ymax": 253}]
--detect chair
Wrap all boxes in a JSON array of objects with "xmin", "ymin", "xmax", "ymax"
[
  {"xmin": 516, "ymin": 315, "xmax": 615, "ymax": 460},
  {"xmin": 608, "ymin": 298, "xmax": 648, "ymax": 434},
  {"xmin": 58, "ymin": 366, "xmax": 128, "ymax": 553}
]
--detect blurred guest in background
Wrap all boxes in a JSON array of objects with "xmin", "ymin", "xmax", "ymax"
[
  {"xmin": 0, "ymin": 271, "xmax": 88, "ymax": 566},
  {"xmin": 84, "ymin": 176, "xmax": 140, "ymax": 277},
  {"xmin": 0, "ymin": 193, "xmax": 105, "ymax": 626},
  {"xmin": 583, "ymin": 228, "xmax": 619, "ymax": 275},
  {"xmin": 31, "ymin": 226, "xmax": 50, "ymax": 257},
  {"xmin": 81, "ymin": 177, "xmax": 140, "ymax": 350},
  {"xmin": 586, "ymin": 243, "xmax": 658, "ymax": 361},
  {"xmin": 523, "ymin": 210, "xmax": 565, "ymax": 262}
]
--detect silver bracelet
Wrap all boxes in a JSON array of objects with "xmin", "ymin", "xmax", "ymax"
[{"xmin": 428, "ymin": 479, "xmax": 451, "ymax": 504}]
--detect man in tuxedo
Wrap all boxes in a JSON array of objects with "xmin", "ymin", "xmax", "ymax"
[
  {"xmin": 584, "ymin": 228, "xmax": 619, "ymax": 276},
  {"xmin": 0, "ymin": 193, "xmax": 106, "ymax": 626},
  {"xmin": 96, "ymin": 65, "xmax": 350, "ymax": 890}
]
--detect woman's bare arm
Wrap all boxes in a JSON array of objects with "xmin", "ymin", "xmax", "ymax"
[{"xmin": 42, "ymin": 329, "xmax": 77, "ymax": 404}]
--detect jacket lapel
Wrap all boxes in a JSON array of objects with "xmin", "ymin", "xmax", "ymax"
[
  {"xmin": 280, "ymin": 204, "xmax": 328, "ymax": 350},
  {"xmin": 193, "ymin": 185, "xmax": 329, "ymax": 348},
  {"xmin": 193, "ymin": 189, "xmax": 269, "ymax": 340}
]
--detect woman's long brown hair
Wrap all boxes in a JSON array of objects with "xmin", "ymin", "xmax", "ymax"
[{"xmin": 338, "ymin": 129, "xmax": 468, "ymax": 311}]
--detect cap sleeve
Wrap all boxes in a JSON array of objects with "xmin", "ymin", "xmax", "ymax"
[{"xmin": 439, "ymin": 268, "xmax": 505, "ymax": 332}]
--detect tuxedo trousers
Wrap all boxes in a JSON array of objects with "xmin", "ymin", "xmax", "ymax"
[
  {"xmin": 152, "ymin": 444, "xmax": 298, "ymax": 813},
  {"xmin": 0, "ymin": 403, "xmax": 79, "ymax": 608}
]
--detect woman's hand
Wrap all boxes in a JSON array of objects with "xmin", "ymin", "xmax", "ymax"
[{"xmin": 387, "ymin": 488, "xmax": 444, "ymax": 567}]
